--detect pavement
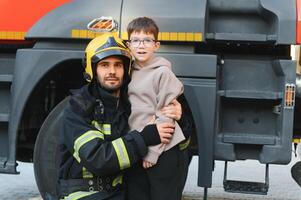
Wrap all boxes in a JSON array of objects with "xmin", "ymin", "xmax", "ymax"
[
  {"xmin": 0, "ymin": 152, "xmax": 300, "ymax": 200},
  {"xmin": 0, "ymin": 162, "xmax": 40, "ymax": 200}
]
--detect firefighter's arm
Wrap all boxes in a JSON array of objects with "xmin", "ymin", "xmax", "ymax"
[{"xmin": 63, "ymin": 106, "xmax": 174, "ymax": 176}]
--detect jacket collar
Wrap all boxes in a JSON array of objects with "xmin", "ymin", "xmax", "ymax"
[{"xmin": 97, "ymin": 86, "xmax": 119, "ymax": 109}]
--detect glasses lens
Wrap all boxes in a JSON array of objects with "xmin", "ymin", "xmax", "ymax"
[
  {"xmin": 130, "ymin": 39, "xmax": 140, "ymax": 47},
  {"xmin": 143, "ymin": 39, "xmax": 154, "ymax": 47}
]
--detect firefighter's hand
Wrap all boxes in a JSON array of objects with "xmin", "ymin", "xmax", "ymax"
[
  {"xmin": 161, "ymin": 99, "xmax": 182, "ymax": 121},
  {"xmin": 156, "ymin": 122, "xmax": 175, "ymax": 144},
  {"xmin": 142, "ymin": 160, "xmax": 154, "ymax": 169}
]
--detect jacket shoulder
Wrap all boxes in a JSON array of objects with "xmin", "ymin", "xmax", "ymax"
[{"xmin": 68, "ymin": 85, "xmax": 96, "ymax": 117}]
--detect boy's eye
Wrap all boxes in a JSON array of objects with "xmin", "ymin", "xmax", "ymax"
[
  {"xmin": 131, "ymin": 39, "xmax": 140, "ymax": 43},
  {"xmin": 130, "ymin": 39, "xmax": 140, "ymax": 46},
  {"xmin": 144, "ymin": 39, "xmax": 153, "ymax": 44}
]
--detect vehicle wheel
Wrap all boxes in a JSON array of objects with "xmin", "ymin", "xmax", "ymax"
[
  {"xmin": 33, "ymin": 97, "xmax": 69, "ymax": 199},
  {"xmin": 291, "ymin": 161, "xmax": 301, "ymax": 187}
]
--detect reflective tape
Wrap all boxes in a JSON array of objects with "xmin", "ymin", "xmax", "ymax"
[
  {"xmin": 62, "ymin": 191, "xmax": 98, "ymax": 200},
  {"xmin": 70, "ymin": 30, "xmax": 203, "ymax": 42},
  {"xmin": 102, "ymin": 124, "xmax": 111, "ymax": 135},
  {"xmin": 71, "ymin": 30, "xmax": 118, "ymax": 39},
  {"xmin": 91, "ymin": 120, "xmax": 101, "ymax": 131},
  {"xmin": 73, "ymin": 130, "xmax": 104, "ymax": 163},
  {"xmin": 112, "ymin": 174, "xmax": 123, "ymax": 187},
  {"xmin": 179, "ymin": 137, "xmax": 191, "ymax": 150},
  {"xmin": 0, "ymin": 31, "xmax": 26, "ymax": 40},
  {"xmin": 112, "ymin": 138, "xmax": 130, "ymax": 170},
  {"xmin": 92, "ymin": 121, "xmax": 111, "ymax": 135},
  {"xmin": 82, "ymin": 167, "xmax": 93, "ymax": 178}
]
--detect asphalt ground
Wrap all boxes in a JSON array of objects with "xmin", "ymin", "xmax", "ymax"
[{"xmin": 0, "ymin": 152, "xmax": 300, "ymax": 200}]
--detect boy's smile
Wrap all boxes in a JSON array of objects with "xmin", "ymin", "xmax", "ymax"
[{"xmin": 128, "ymin": 31, "xmax": 160, "ymax": 66}]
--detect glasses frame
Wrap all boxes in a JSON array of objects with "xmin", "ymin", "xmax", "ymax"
[{"xmin": 129, "ymin": 38, "xmax": 156, "ymax": 48}]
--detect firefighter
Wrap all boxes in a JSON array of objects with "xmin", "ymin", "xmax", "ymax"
[{"xmin": 57, "ymin": 33, "xmax": 179, "ymax": 200}]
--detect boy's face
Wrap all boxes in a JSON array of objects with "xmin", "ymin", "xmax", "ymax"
[{"xmin": 127, "ymin": 31, "xmax": 160, "ymax": 66}]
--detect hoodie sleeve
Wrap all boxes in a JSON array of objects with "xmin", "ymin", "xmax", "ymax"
[
  {"xmin": 143, "ymin": 66, "xmax": 185, "ymax": 164},
  {"xmin": 155, "ymin": 66, "xmax": 184, "ymax": 107}
]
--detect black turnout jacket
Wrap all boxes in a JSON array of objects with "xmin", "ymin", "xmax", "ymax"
[{"xmin": 58, "ymin": 85, "xmax": 148, "ymax": 200}]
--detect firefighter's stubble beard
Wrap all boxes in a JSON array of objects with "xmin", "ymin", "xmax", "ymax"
[{"xmin": 98, "ymin": 74, "xmax": 124, "ymax": 95}]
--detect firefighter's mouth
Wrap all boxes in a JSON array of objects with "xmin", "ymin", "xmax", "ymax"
[{"xmin": 105, "ymin": 78, "xmax": 119, "ymax": 81}]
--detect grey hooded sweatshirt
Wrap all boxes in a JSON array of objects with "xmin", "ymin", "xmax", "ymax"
[{"xmin": 128, "ymin": 56, "xmax": 185, "ymax": 164}]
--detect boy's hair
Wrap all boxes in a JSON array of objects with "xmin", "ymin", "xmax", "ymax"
[{"xmin": 127, "ymin": 17, "xmax": 159, "ymax": 40}]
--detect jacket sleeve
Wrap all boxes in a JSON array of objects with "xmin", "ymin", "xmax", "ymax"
[{"xmin": 62, "ymin": 103, "xmax": 148, "ymax": 177}]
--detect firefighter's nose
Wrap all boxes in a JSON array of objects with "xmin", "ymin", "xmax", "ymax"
[{"xmin": 109, "ymin": 66, "xmax": 116, "ymax": 73}]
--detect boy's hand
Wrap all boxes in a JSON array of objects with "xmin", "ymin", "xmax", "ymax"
[
  {"xmin": 161, "ymin": 99, "xmax": 182, "ymax": 120},
  {"xmin": 143, "ymin": 160, "xmax": 155, "ymax": 169},
  {"xmin": 156, "ymin": 122, "xmax": 175, "ymax": 144}
]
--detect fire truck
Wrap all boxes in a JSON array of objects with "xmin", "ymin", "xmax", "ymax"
[{"xmin": 0, "ymin": 0, "xmax": 300, "ymax": 199}]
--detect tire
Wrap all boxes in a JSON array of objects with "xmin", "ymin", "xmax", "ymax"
[
  {"xmin": 291, "ymin": 161, "xmax": 301, "ymax": 187},
  {"xmin": 33, "ymin": 97, "xmax": 69, "ymax": 199}
]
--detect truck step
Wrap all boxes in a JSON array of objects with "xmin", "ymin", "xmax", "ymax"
[
  {"xmin": 223, "ymin": 161, "xmax": 269, "ymax": 195},
  {"xmin": 0, "ymin": 54, "xmax": 15, "ymax": 72},
  {"xmin": 0, "ymin": 113, "xmax": 9, "ymax": 122},
  {"xmin": 0, "ymin": 54, "xmax": 15, "ymax": 83},
  {"xmin": 0, "ymin": 54, "xmax": 15, "ymax": 124},
  {"xmin": 224, "ymin": 180, "xmax": 268, "ymax": 195},
  {"xmin": 0, "ymin": 74, "xmax": 13, "ymax": 82}
]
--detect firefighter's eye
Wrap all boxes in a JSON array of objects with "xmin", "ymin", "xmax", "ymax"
[
  {"xmin": 98, "ymin": 62, "xmax": 109, "ymax": 68},
  {"xmin": 115, "ymin": 62, "xmax": 123, "ymax": 68}
]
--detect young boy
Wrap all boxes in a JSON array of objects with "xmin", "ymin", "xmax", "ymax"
[{"xmin": 126, "ymin": 17, "xmax": 187, "ymax": 200}]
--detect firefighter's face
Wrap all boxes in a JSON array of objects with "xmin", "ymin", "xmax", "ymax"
[
  {"xmin": 127, "ymin": 31, "xmax": 160, "ymax": 66},
  {"xmin": 96, "ymin": 56, "xmax": 124, "ymax": 95}
]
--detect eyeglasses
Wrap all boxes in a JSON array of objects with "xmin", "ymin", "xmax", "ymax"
[{"xmin": 129, "ymin": 38, "xmax": 156, "ymax": 47}]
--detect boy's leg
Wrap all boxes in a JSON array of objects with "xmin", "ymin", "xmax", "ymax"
[
  {"xmin": 179, "ymin": 147, "xmax": 190, "ymax": 193},
  {"xmin": 126, "ymin": 161, "xmax": 150, "ymax": 200},
  {"xmin": 147, "ymin": 145, "xmax": 189, "ymax": 200}
]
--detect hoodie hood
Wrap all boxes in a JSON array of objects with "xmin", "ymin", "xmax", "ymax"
[{"xmin": 133, "ymin": 56, "xmax": 171, "ymax": 70}]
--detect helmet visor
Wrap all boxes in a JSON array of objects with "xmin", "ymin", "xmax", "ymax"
[{"xmin": 92, "ymin": 48, "xmax": 131, "ymax": 65}]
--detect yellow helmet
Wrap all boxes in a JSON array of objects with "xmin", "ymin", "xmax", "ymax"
[{"xmin": 84, "ymin": 33, "xmax": 132, "ymax": 82}]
